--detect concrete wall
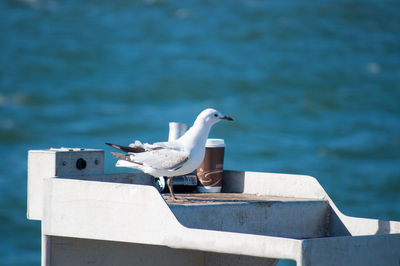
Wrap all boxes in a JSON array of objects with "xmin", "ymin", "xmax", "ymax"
[
  {"xmin": 170, "ymin": 200, "xmax": 328, "ymax": 238},
  {"xmin": 45, "ymin": 236, "xmax": 278, "ymax": 266}
]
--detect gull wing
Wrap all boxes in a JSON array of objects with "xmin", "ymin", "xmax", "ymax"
[
  {"xmin": 108, "ymin": 141, "xmax": 188, "ymax": 171},
  {"xmin": 134, "ymin": 148, "xmax": 189, "ymax": 171},
  {"xmin": 106, "ymin": 142, "xmax": 146, "ymax": 153},
  {"xmin": 107, "ymin": 140, "xmax": 182, "ymax": 153},
  {"xmin": 140, "ymin": 141, "xmax": 182, "ymax": 151}
]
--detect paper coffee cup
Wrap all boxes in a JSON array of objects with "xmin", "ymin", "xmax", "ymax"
[{"xmin": 197, "ymin": 139, "xmax": 225, "ymax": 193}]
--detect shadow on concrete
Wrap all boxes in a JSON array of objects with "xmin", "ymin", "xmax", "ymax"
[
  {"xmin": 222, "ymin": 170, "xmax": 245, "ymax": 193},
  {"xmin": 326, "ymin": 205, "xmax": 351, "ymax": 237},
  {"xmin": 376, "ymin": 219, "xmax": 391, "ymax": 234}
]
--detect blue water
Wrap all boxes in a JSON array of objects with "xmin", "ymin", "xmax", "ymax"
[{"xmin": 1, "ymin": 0, "xmax": 400, "ymax": 264}]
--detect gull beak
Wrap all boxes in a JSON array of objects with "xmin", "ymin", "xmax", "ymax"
[{"xmin": 221, "ymin": 115, "xmax": 233, "ymax": 121}]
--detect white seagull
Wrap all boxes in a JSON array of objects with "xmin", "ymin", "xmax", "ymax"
[{"xmin": 106, "ymin": 108, "xmax": 233, "ymax": 200}]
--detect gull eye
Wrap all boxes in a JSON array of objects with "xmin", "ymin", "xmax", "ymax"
[{"xmin": 214, "ymin": 114, "xmax": 218, "ymax": 117}]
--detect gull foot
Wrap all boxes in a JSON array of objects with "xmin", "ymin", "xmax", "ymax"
[{"xmin": 166, "ymin": 195, "xmax": 192, "ymax": 204}]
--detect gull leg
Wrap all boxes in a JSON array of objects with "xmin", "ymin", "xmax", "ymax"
[
  {"xmin": 167, "ymin": 176, "xmax": 190, "ymax": 203},
  {"xmin": 167, "ymin": 176, "xmax": 176, "ymax": 201}
]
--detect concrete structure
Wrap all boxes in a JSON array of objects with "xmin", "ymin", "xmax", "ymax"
[{"xmin": 27, "ymin": 148, "xmax": 400, "ymax": 266}]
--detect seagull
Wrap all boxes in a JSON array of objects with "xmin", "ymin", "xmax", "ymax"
[{"xmin": 106, "ymin": 108, "xmax": 233, "ymax": 200}]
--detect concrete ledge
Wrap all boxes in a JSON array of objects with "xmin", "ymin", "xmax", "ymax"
[
  {"xmin": 222, "ymin": 170, "xmax": 400, "ymax": 237},
  {"xmin": 42, "ymin": 178, "xmax": 303, "ymax": 261},
  {"xmin": 168, "ymin": 193, "xmax": 329, "ymax": 239},
  {"xmin": 39, "ymin": 176, "xmax": 400, "ymax": 265},
  {"xmin": 27, "ymin": 148, "xmax": 400, "ymax": 265}
]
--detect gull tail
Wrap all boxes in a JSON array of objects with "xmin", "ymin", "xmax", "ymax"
[
  {"xmin": 110, "ymin": 152, "xmax": 131, "ymax": 160},
  {"xmin": 116, "ymin": 159, "xmax": 141, "ymax": 168},
  {"xmin": 110, "ymin": 152, "xmax": 143, "ymax": 166},
  {"xmin": 105, "ymin": 142, "xmax": 146, "ymax": 153}
]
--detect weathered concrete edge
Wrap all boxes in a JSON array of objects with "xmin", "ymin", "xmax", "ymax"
[
  {"xmin": 42, "ymin": 177, "xmax": 303, "ymax": 261},
  {"xmin": 299, "ymin": 233, "xmax": 400, "ymax": 266},
  {"xmin": 39, "ymin": 169, "xmax": 400, "ymax": 236},
  {"xmin": 224, "ymin": 170, "xmax": 400, "ymax": 236}
]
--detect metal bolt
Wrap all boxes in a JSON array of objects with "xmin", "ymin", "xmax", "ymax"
[
  {"xmin": 94, "ymin": 159, "xmax": 99, "ymax": 165},
  {"xmin": 62, "ymin": 161, "xmax": 67, "ymax": 166}
]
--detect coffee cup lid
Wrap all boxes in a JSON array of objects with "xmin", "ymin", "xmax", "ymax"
[{"xmin": 206, "ymin": 138, "xmax": 225, "ymax": 148}]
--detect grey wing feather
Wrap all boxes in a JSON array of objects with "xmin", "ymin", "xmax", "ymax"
[
  {"xmin": 107, "ymin": 140, "xmax": 182, "ymax": 153},
  {"xmin": 134, "ymin": 148, "xmax": 189, "ymax": 170},
  {"xmin": 108, "ymin": 140, "xmax": 188, "ymax": 170},
  {"xmin": 166, "ymin": 155, "xmax": 188, "ymax": 171},
  {"xmin": 144, "ymin": 141, "xmax": 182, "ymax": 151},
  {"xmin": 106, "ymin": 143, "xmax": 146, "ymax": 153}
]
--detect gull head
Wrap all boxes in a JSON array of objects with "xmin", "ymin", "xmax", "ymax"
[{"xmin": 196, "ymin": 108, "xmax": 233, "ymax": 127}]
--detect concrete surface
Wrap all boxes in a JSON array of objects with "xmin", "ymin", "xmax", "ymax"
[
  {"xmin": 27, "ymin": 148, "xmax": 400, "ymax": 266},
  {"xmin": 27, "ymin": 148, "xmax": 104, "ymax": 220},
  {"xmin": 45, "ymin": 236, "xmax": 278, "ymax": 266},
  {"xmin": 167, "ymin": 193, "xmax": 329, "ymax": 238}
]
